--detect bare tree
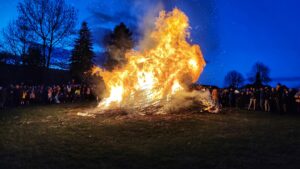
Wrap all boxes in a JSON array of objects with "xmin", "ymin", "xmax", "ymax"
[
  {"xmin": 249, "ymin": 62, "xmax": 271, "ymax": 86},
  {"xmin": 17, "ymin": 0, "xmax": 77, "ymax": 68},
  {"xmin": 2, "ymin": 17, "xmax": 32, "ymax": 64},
  {"xmin": 224, "ymin": 70, "xmax": 245, "ymax": 88}
]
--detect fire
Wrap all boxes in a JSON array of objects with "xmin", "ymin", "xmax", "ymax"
[{"xmin": 93, "ymin": 8, "xmax": 206, "ymax": 109}]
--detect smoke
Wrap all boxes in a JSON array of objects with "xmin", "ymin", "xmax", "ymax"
[
  {"xmin": 133, "ymin": 0, "xmax": 164, "ymax": 50},
  {"xmin": 163, "ymin": 89, "xmax": 214, "ymax": 113}
]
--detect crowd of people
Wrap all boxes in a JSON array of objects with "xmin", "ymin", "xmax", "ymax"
[
  {"xmin": 1, "ymin": 82, "xmax": 300, "ymax": 114},
  {"xmin": 0, "ymin": 82, "xmax": 99, "ymax": 109},
  {"xmin": 210, "ymin": 84, "xmax": 300, "ymax": 114}
]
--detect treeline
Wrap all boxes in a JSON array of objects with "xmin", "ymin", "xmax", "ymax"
[
  {"xmin": 0, "ymin": 64, "xmax": 71, "ymax": 85},
  {"xmin": 224, "ymin": 62, "xmax": 273, "ymax": 88}
]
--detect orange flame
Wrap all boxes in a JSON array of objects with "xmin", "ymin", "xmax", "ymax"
[{"xmin": 93, "ymin": 8, "xmax": 206, "ymax": 109}]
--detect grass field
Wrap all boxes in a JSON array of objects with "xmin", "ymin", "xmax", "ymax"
[{"xmin": 0, "ymin": 103, "xmax": 300, "ymax": 169}]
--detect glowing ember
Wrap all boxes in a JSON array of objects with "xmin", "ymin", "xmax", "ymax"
[{"xmin": 92, "ymin": 8, "xmax": 206, "ymax": 109}]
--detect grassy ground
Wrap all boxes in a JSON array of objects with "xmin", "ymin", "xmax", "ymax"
[{"xmin": 0, "ymin": 103, "xmax": 300, "ymax": 169}]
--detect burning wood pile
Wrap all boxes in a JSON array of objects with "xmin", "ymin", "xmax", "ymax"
[{"xmin": 91, "ymin": 8, "xmax": 216, "ymax": 114}]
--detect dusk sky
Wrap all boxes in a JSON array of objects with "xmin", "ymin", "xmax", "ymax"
[{"xmin": 0, "ymin": 0, "xmax": 299, "ymax": 87}]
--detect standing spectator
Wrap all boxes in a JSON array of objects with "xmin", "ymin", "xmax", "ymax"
[
  {"xmin": 270, "ymin": 88, "xmax": 277, "ymax": 112},
  {"xmin": 259, "ymin": 88, "xmax": 265, "ymax": 111},
  {"xmin": 7, "ymin": 85, "xmax": 14, "ymax": 107},
  {"xmin": 248, "ymin": 88, "xmax": 256, "ymax": 111},
  {"xmin": 212, "ymin": 88, "xmax": 220, "ymax": 109},
  {"xmin": 235, "ymin": 90, "xmax": 242, "ymax": 108},
  {"xmin": 66, "ymin": 84, "xmax": 72, "ymax": 102},
  {"xmin": 244, "ymin": 89, "xmax": 251, "ymax": 109},
  {"xmin": 37, "ymin": 86, "xmax": 44, "ymax": 104},
  {"xmin": 29, "ymin": 88, "xmax": 36, "ymax": 104},
  {"xmin": 275, "ymin": 84, "xmax": 282, "ymax": 113},
  {"xmin": 0, "ymin": 86, "xmax": 6, "ymax": 109},
  {"xmin": 295, "ymin": 88, "xmax": 300, "ymax": 113},
  {"xmin": 14, "ymin": 85, "xmax": 21, "ymax": 106},
  {"xmin": 282, "ymin": 88, "xmax": 289, "ymax": 114},
  {"xmin": 220, "ymin": 89, "xmax": 228, "ymax": 107},
  {"xmin": 47, "ymin": 87, "xmax": 53, "ymax": 103},
  {"xmin": 20, "ymin": 88, "xmax": 27, "ymax": 105},
  {"xmin": 54, "ymin": 85, "xmax": 61, "ymax": 104},
  {"xmin": 86, "ymin": 87, "xmax": 92, "ymax": 100},
  {"xmin": 289, "ymin": 88, "xmax": 297, "ymax": 113},
  {"xmin": 25, "ymin": 86, "xmax": 30, "ymax": 105},
  {"xmin": 74, "ymin": 87, "xmax": 81, "ymax": 102},
  {"xmin": 254, "ymin": 88, "xmax": 260, "ymax": 110},
  {"xmin": 228, "ymin": 88, "xmax": 235, "ymax": 108},
  {"xmin": 264, "ymin": 87, "xmax": 271, "ymax": 112},
  {"xmin": 239, "ymin": 91, "xmax": 247, "ymax": 109}
]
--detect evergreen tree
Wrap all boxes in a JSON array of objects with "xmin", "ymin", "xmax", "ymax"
[
  {"xmin": 70, "ymin": 22, "xmax": 94, "ymax": 80},
  {"xmin": 103, "ymin": 22, "xmax": 133, "ymax": 70}
]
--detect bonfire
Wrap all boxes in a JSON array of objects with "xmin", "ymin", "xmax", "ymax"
[{"xmin": 92, "ymin": 8, "xmax": 214, "ymax": 114}]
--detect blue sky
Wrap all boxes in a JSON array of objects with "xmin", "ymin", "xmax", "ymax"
[{"xmin": 0, "ymin": 0, "xmax": 299, "ymax": 87}]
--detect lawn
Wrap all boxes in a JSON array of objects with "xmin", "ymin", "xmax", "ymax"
[{"xmin": 0, "ymin": 103, "xmax": 300, "ymax": 169}]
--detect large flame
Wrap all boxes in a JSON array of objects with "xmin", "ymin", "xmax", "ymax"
[{"xmin": 93, "ymin": 8, "xmax": 206, "ymax": 109}]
